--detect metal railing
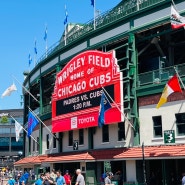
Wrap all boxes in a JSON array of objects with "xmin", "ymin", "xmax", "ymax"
[
  {"xmin": 138, "ymin": 63, "xmax": 185, "ymax": 87},
  {"xmin": 40, "ymin": 64, "xmax": 185, "ymax": 115},
  {"xmin": 42, "ymin": 104, "xmax": 51, "ymax": 115},
  {"xmin": 36, "ymin": 0, "xmax": 166, "ymax": 64}
]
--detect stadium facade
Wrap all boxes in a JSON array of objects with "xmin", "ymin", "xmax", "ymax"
[{"xmin": 15, "ymin": 0, "xmax": 185, "ymax": 184}]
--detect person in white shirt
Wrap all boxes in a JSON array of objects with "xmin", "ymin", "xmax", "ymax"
[
  {"xmin": 104, "ymin": 172, "xmax": 113, "ymax": 185},
  {"xmin": 75, "ymin": 169, "xmax": 85, "ymax": 185}
]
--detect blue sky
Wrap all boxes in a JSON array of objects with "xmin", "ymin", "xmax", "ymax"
[{"xmin": 0, "ymin": 0, "xmax": 121, "ymax": 110}]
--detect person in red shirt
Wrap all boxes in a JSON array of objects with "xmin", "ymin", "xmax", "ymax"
[{"xmin": 64, "ymin": 170, "xmax": 71, "ymax": 185}]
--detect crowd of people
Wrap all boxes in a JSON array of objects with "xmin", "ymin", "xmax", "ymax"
[
  {"xmin": 34, "ymin": 169, "xmax": 85, "ymax": 185},
  {"xmin": 0, "ymin": 170, "xmax": 30, "ymax": 185},
  {"xmin": 2, "ymin": 169, "xmax": 85, "ymax": 185}
]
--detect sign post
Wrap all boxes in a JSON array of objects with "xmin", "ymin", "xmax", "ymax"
[
  {"xmin": 164, "ymin": 130, "xmax": 175, "ymax": 144},
  {"xmin": 73, "ymin": 140, "xmax": 78, "ymax": 150}
]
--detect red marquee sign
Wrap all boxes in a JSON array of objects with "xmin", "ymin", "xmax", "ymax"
[{"xmin": 52, "ymin": 50, "xmax": 123, "ymax": 133}]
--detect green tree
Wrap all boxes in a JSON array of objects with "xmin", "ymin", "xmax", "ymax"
[{"xmin": 1, "ymin": 116, "xmax": 8, "ymax": 123}]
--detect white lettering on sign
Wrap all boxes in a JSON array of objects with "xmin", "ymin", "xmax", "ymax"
[
  {"xmin": 70, "ymin": 71, "xmax": 84, "ymax": 80},
  {"xmin": 71, "ymin": 117, "xmax": 77, "ymax": 129},
  {"xmin": 78, "ymin": 116, "xmax": 95, "ymax": 124},
  {"xmin": 63, "ymin": 96, "xmax": 80, "ymax": 106},
  {"xmin": 88, "ymin": 55, "xmax": 111, "ymax": 67},
  {"xmin": 89, "ymin": 72, "xmax": 111, "ymax": 88},
  {"xmin": 53, "ymin": 51, "xmax": 120, "ymax": 100},
  {"xmin": 89, "ymin": 90, "xmax": 103, "ymax": 99},
  {"xmin": 58, "ymin": 56, "xmax": 85, "ymax": 85},
  {"xmin": 58, "ymin": 81, "xmax": 86, "ymax": 97}
]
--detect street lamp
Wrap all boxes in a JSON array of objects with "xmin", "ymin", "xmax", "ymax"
[{"xmin": 18, "ymin": 151, "xmax": 23, "ymax": 160}]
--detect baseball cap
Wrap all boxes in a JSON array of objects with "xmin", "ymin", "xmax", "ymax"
[{"xmin": 108, "ymin": 172, "xmax": 113, "ymax": 176}]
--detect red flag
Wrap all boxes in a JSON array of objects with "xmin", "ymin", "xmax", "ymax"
[
  {"xmin": 156, "ymin": 74, "xmax": 182, "ymax": 108},
  {"xmin": 170, "ymin": 4, "xmax": 185, "ymax": 30}
]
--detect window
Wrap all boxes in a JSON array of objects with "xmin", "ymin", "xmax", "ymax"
[
  {"xmin": 37, "ymin": 137, "xmax": 39, "ymax": 151},
  {"xmin": 29, "ymin": 137, "xmax": 31, "ymax": 153},
  {"xmin": 46, "ymin": 134, "xmax": 49, "ymax": 149},
  {"xmin": 0, "ymin": 128, "xmax": 11, "ymax": 134},
  {"xmin": 0, "ymin": 137, "xmax": 9, "ymax": 151},
  {"xmin": 53, "ymin": 134, "xmax": 57, "ymax": 148},
  {"xmin": 33, "ymin": 139, "xmax": 35, "ymax": 151},
  {"xmin": 68, "ymin": 131, "xmax": 73, "ymax": 146},
  {"xmin": 176, "ymin": 113, "xmax": 185, "ymax": 135},
  {"xmin": 152, "ymin": 116, "xmax": 162, "ymax": 137},
  {"xmin": 118, "ymin": 122, "xmax": 125, "ymax": 141},
  {"xmin": 79, "ymin": 129, "xmax": 84, "ymax": 145},
  {"xmin": 102, "ymin": 125, "xmax": 109, "ymax": 142}
]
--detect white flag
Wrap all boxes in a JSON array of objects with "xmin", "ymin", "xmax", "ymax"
[
  {"xmin": 171, "ymin": 4, "xmax": 185, "ymax": 29},
  {"xmin": 15, "ymin": 120, "xmax": 23, "ymax": 142},
  {"xmin": 1, "ymin": 83, "xmax": 17, "ymax": 98}
]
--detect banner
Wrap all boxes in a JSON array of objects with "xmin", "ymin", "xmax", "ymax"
[{"xmin": 52, "ymin": 50, "xmax": 123, "ymax": 132}]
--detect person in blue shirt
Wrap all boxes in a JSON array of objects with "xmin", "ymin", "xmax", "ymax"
[
  {"xmin": 56, "ymin": 170, "xmax": 66, "ymax": 185},
  {"xmin": 19, "ymin": 171, "xmax": 30, "ymax": 185},
  {"xmin": 7, "ymin": 175, "xmax": 16, "ymax": 185},
  {"xmin": 34, "ymin": 173, "xmax": 44, "ymax": 185}
]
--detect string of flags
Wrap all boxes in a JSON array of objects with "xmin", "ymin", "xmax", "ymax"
[
  {"xmin": 27, "ymin": 1, "xmax": 185, "ymax": 67},
  {"xmin": 28, "ymin": 0, "xmax": 97, "ymax": 66}
]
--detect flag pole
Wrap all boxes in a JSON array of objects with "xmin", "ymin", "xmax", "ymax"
[
  {"xmin": 137, "ymin": 0, "xmax": 140, "ymax": 11},
  {"xmin": 171, "ymin": 0, "xmax": 176, "ymax": 7},
  {"xmin": 10, "ymin": 115, "xmax": 39, "ymax": 144},
  {"xmin": 28, "ymin": 106, "xmax": 58, "ymax": 140},
  {"xmin": 28, "ymin": 53, "xmax": 31, "ymax": 72},
  {"xmin": 171, "ymin": 0, "xmax": 179, "ymax": 15},
  {"xmin": 44, "ymin": 24, "xmax": 48, "ymax": 57},
  {"xmin": 142, "ymin": 142, "xmax": 147, "ymax": 185},
  {"xmin": 101, "ymin": 86, "xmax": 135, "ymax": 129},
  {"xmin": 34, "ymin": 38, "xmax": 37, "ymax": 67},
  {"xmin": 174, "ymin": 66, "xmax": 185, "ymax": 90},
  {"xmin": 64, "ymin": 24, "xmax": 67, "ymax": 46},
  {"xmin": 12, "ymin": 75, "xmax": 40, "ymax": 104},
  {"xmin": 64, "ymin": 4, "xmax": 68, "ymax": 46},
  {"xmin": 94, "ymin": 0, "xmax": 96, "ymax": 30},
  {"xmin": 34, "ymin": 53, "xmax": 36, "ymax": 67}
]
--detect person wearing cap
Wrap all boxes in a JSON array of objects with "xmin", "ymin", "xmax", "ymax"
[
  {"xmin": 64, "ymin": 170, "xmax": 71, "ymax": 185},
  {"xmin": 6, "ymin": 175, "xmax": 16, "ymax": 185},
  {"xmin": 104, "ymin": 172, "xmax": 113, "ymax": 185}
]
